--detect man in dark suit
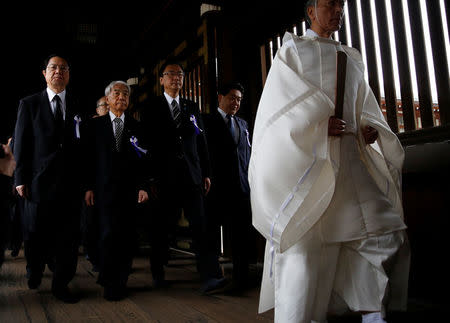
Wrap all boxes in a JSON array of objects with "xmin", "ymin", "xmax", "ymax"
[
  {"xmin": 140, "ymin": 60, "xmax": 226, "ymax": 293},
  {"xmin": 84, "ymin": 81, "xmax": 150, "ymax": 301},
  {"xmin": 203, "ymin": 82, "xmax": 255, "ymax": 294},
  {"xmin": 13, "ymin": 54, "xmax": 84, "ymax": 303}
]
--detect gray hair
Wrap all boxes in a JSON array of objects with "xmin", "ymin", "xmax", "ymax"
[
  {"xmin": 304, "ymin": 0, "xmax": 317, "ymax": 26},
  {"xmin": 104, "ymin": 80, "xmax": 131, "ymax": 96}
]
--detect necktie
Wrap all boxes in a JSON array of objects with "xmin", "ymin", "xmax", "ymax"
[
  {"xmin": 113, "ymin": 117, "xmax": 123, "ymax": 152},
  {"xmin": 227, "ymin": 114, "xmax": 237, "ymax": 143},
  {"xmin": 53, "ymin": 95, "xmax": 64, "ymax": 132},
  {"xmin": 171, "ymin": 100, "xmax": 182, "ymax": 128}
]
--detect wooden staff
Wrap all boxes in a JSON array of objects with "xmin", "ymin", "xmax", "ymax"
[{"xmin": 334, "ymin": 51, "xmax": 347, "ymax": 119}]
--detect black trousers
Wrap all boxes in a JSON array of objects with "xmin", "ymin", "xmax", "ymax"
[
  {"xmin": 148, "ymin": 169, "xmax": 222, "ymax": 282},
  {"xmin": 23, "ymin": 197, "xmax": 80, "ymax": 289},
  {"xmin": 206, "ymin": 193, "xmax": 255, "ymax": 286},
  {"xmin": 80, "ymin": 202, "xmax": 99, "ymax": 266},
  {"xmin": 97, "ymin": 194, "xmax": 138, "ymax": 289}
]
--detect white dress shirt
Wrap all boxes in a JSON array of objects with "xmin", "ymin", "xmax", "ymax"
[
  {"xmin": 109, "ymin": 110, "xmax": 125, "ymax": 135},
  {"xmin": 217, "ymin": 107, "xmax": 239, "ymax": 143},
  {"xmin": 46, "ymin": 87, "xmax": 66, "ymax": 120},
  {"xmin": 164, "ymin": 92, "xmax": 180, "ymax": 119}
]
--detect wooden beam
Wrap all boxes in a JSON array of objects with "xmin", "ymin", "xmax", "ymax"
[
  {"xmin": 360, "ymin": 0, "xmax": 381, "ymax": 105},
  {"xmin": 375, "ymin": 0, "xmax": 398, "ymax": 132},
  {"xmin": 408, "ymin": 0, "xmax": 434, "ymax": 128},
  {"xmin": 426, "ymin": 0, "xmax": 450, "ymax": 126},
  {"xmin": 390, "ymin": 0, "xmax": 416, "ymax": 131}
]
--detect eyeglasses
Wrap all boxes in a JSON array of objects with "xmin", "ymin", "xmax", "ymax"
[
  {"xmin": 162, "ymin": 71, "xmax": 185, "ymax": 78},
  {"xmin": 46, "ymin": 64, "xmax": 70, "ymax": 73},
  {"xmin": 97, "ymin": 103, "xmax": 108, "ymax": 108}
]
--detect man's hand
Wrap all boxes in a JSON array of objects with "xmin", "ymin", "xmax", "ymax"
[
  {"xmin": 85, "ymin": 190, "xmax": 95, "ymax": 206},
  {"xmin": 16, "ymin": 184, "xmax": 28, "ymax": 199},
  {"xmin": 0, "ymin": 141, "xmax": 16, "ymax": 177},
  {"xmin": 362, "ymin": 125, "xmax": 378, "ymax": 144},
  {"xmin": 328, "ymin": 116, "xmax": 346, "ymax": 136},
  {"xmin": 204, "ymin": 177, "xmax": 211, "ymax": 196},
  {"xmin": 138, "ymin": 190, "xmax": 149, "ymax": 203}
]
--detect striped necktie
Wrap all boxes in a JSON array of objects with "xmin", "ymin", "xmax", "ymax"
[
  {"xmin": 113, "ymin": 117, "xmax": 123, "ymax": 152},
  {"xmin": 171, "ymin": 100, "xmax": 182, "ymax": 128}
]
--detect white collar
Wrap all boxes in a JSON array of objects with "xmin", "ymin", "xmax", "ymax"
[
  {"xmin": 305, "ymin": 29, "xmax": 320, "ymax": 38},
  {"xmin": 217, "ymin": 107, "xmax": 228, "ymax": 120},
  {"xmin": 46, "ymin": 87, "xmax": 66, "ymax": 103},
  {"xmin": 109, "ymin": 110, "xmax": 125, "ymax": 122},
  {"xmin": 164, "ymin": 92, "xmax": 179, "ymax": 106},
  {"xmin": 304, "ymin": 28, "xmax": 340, "ymax": 45}
]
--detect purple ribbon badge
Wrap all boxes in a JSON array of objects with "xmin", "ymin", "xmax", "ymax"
[
  {"xmin": 73, "ymin": 115, "xmax": 82, "ymax": 139},
  {"xmin": 130, "ymin": 136, "xmax": 148, "ymax": 158},
  {"xmin": 190, "ymin": 114, "xmax": 203, "ymax": 134}
]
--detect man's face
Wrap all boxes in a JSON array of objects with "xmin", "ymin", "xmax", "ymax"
[
  {"xmin": 309, "ymin": 0, "xmax": 345, "ymax": 34},
  {"xmin": 218, "ymin": 89, "xmax": 242, "ymax": 116},
  {"xmin": 106, "ymin": 83, "xmax": 129, "ymax": 114},
  {"xmin": 96, "ymin": 97, "xmax": 109, "ymax": 116},
  {"xmin": 42, "ymin": 56, "xmax": 70, "ymax": 92},
  {"xmin": 159, "ymin": 64, "xmax": 184, "ymax": 93}
]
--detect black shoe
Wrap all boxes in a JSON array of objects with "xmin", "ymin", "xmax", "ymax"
[
  {"xmin": 199, "ymin": 277, "xmax": 228, "ymax": 294},
  {"xmin": 52, "ymin": 287, "xmax": 80, "ymax": 304},
  {"xmin": 27, "ymin": 274, "xmax": 42, "ymax": 289}
]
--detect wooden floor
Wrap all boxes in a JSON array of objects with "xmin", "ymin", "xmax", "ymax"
[
  {"xmin": 0, "ymin": 248, "xmax": 274, "ymax": 323},
  {"xmin": 0, "ymin": 248, "xmax": 445, "ymax": 322}
]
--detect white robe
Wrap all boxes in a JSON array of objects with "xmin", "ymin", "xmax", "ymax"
[{"xmin": 249, "ymin": 32, "xmax": 409, "ymax": 321}]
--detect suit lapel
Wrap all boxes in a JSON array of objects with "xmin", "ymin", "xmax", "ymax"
[
  {"xmin": 236, "ymin": 117, "xmax": 245, "ymax": 146},
  {"xmin": 122, "ymin": 114, "xmax": 135, "ymax": 149},
  {"xmin": 40, "ymin": 90, "xmax": 56, "ymax": 132},
  {"xmin": 159, "ymin": 96, "xmax": 177, "ymax": 129},
  {"xmin": 102, "ymin": 115, "xmax": 115, "ymax": 150},
  {"xmin": 214, "ymin": 110, "xmax": 228, "ymax": 134}
]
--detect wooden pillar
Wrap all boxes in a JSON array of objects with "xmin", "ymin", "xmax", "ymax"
[
  {"xmin": 375, "ymin": 0, "xmax": 398, "ymax": 132},
  {"xmin": 347, "ymin": 0, "xmax": 362, "ymax": 53},
  {"xmin": 206, "ymin": 20, "xmax": 218, "ymax": 113},
  {"xmin": 338, "ymin": 14, "xmax": 348, "ymax": 46},
  {"xmin": 408, "ymin": 0, "xmax": 434, "ymax": 128},
  {"xmin": 390, "ymin": 0, "xmax": 416, "ymax": 132},
  {"xmin": 427, "ymin": 0, "xmax": 450, "ymax": 126},
  {"xmin": 360, "ymin": 0, "xmax": 381, "ymax": 105}
]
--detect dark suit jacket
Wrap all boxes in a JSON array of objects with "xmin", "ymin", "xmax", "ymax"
[
  {"xmin": 203, "ymin": 110, "xmax": 251, "ymax": 197},
  {"xmin": 13, "ymin": 89, "xmax": 84, "ymax": 203},
  {"xmin": 140, "ymin": 95, "xmax": 211, "ymax": 187},
  {"xmin": 83, "ymin": 113, "xmax": 150, "ymax": 207}
]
